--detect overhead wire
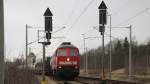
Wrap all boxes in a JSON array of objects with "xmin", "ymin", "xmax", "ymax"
[
  {"xmin": 64, "ymin": 0, "xmax": 80, "ymax": 26},
  {"xmin": 54, "ymin": 0, "xmax": 81, "ymax": 46},
  {"xmin": 64, "ymin": 0, "xmax": 97, "ymax": 35},
  {"xmin": 117, "ymin": 8, "xmax": 150, "ymax": 26},
  {"xmin": 110, "ymin": 0, "xmax": 131, "ymax": 16},
  {"xmin": 54, "ymin": 0, "xmax": 97, "ymax": 47},
  {"xmin": 104, "ymin": 0, "xmax": 150, "ymax": 28}
]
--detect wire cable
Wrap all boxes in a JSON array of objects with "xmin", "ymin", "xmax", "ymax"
[
  {"xmin": 111, "ymin": 0, "xmax": 131, "ymax": 16},
  {"xmin": 65, "ymin": 0, "xmax": 97, "ymax": 35},
  {"xmin": 55, "ymin": 0, "xmax": 97, "ymax": 46},
  {"xmin": 64, "ymin": 0, "xmax": 80, "ymax": 25},
  {"xmin": 117, "ymin": 8, "xmax": 150, "ymax": 26}
]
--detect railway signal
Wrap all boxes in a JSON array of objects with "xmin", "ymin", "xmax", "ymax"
[
  {"xmin": 44, "ymin": 8, "xmax": 53, "ymax": 44},
  {"xmin": 39, "ymin": 8, "xmax": 53, "ymax": 84},
  {"xmin": 98, "ymin": 1, "xmax": 107, "ymax": 25},
  {"xmin": 98, "ymin": 1, "xmax": 107, "ymax": 35},
  {"xmin": 44, "ymin": 8, "xmax": 53, "ymax": 32},
  {"xmin": 98, "ymin": 1, "xmax": 107, "ymax": 80}
]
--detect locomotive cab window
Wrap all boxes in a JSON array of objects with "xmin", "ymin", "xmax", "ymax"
[
  {"xmin": 70, "ymin": 49, "xmax": 78, "ymax": 56},
  {"xmin": 57, "ymin": 49, "xmax": 67, "ymax": 56}
]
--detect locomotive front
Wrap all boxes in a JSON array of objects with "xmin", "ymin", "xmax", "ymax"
[{"xmin": 51, "ymin": 42, "xmax": 80, "ymax": 78}]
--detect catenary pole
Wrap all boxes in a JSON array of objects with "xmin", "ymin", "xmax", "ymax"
[
  {"xmin": 108, "ymin": 15, "xmax": 112, "ymax": 79},
  {"xmin": 0, "ymin": 0, "xmax": 4, "ymax": 84},
  {"xmin": 129, "ymin": 25, "xmax": 132, "ymax": 79},
  {"xmin": 82, "ymin": 34, "xmax": 86, "ymax": 73},
  {"xmin": 26, "ymin": 24, "xmax": 28, "ymax": 68}
]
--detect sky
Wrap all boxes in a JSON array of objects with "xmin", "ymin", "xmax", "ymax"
[{"xmin": 4, "ymin": 0, "xmax": 150, "ymax": 60}]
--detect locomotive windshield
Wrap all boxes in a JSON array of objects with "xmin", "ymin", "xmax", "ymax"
[
  {"xmin": 57, "ymin": 49, "xmax": 67, "ymax": 56},
  {"xmin": 70, "ymin": 49, "xmax": 78, "ymax": 56},
  {"xmin": 57, "ymin": 48, "xmax": 79, "ymax": 56}
]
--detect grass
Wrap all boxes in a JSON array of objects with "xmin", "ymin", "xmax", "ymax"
[{"xmin": 4, "ymin": 61, "xmax": 39, "ymax": 84}]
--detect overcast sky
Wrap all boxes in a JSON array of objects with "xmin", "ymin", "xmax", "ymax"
[{"xmin": 4, "ymin": 0, "xmax": 150, "ymax": 60}]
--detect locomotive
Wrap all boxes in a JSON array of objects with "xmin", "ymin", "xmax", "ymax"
[{"xmin": 50, "ymin": 42, "xmax": 80, "ymax": 79}]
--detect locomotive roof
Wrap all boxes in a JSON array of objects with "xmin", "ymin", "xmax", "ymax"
[{"xmin": 58, "ymin": 42, "xmax": 77, "ymax": 49}]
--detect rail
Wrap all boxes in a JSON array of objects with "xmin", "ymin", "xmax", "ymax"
[{"xmin": 76, "ymin": 76, "xmax": 143, "ymax": 84}]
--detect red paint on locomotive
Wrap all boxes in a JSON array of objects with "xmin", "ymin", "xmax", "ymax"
[{"xmin": 50, "ymin": 42, "xmax": 80, "ymax": 78}]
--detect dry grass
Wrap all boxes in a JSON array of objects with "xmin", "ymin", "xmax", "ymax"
[{"xmin": 4, "ymin": 61, "xmax": 39, "ymax": 84}]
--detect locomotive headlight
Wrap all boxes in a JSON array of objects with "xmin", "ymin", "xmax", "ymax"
[
  {"xmin": 58, "ymin": 66, "xmax": 62, "ymax": 69},
  {"xmin": 67, "ymin": 58, "xmax": 70, "ymax": 61}
]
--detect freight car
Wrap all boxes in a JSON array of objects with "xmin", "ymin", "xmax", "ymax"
[{"xmin": 34, "ymin": 57, "xmax": 51, "ymax": 75}]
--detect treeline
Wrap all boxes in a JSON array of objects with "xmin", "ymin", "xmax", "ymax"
[{"xmin": 80, "ymin": 37, "xmax": 150, "ymax": 75}]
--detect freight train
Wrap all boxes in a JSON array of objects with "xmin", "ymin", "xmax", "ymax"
[
  {"xmin": 34, "ymin": 42, "xmax": 80, "ymax": 79},
  {"xmin": 34, "ymin": 57, "xmax": 52, "ymax": 75}
]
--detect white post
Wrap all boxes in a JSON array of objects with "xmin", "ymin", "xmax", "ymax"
[
  {"xmin": 129, "ymin": 25, "xmax": 132, "ymax": 79},
  {"xmin": 0, "ymin": 0, "xmax": 4, "ymax": 83},
  {"xmin": 82, "ymin": 34, "xmax": 87, "ymax": 74},
  {"xmin": 85, "ymin": 47, "xmax": 88, "ymax": 74},
  {"xmin": 26, "ymin": 24, "xmax": 28, "ymax": 68},
  {"xmin": 109, "ymin": 15, "xmax": 112, "ymax": 79}
]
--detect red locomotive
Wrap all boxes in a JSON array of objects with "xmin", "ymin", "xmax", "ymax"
[{"xmin": 50, "ymin": 42, "xmax": 80, "ymax": 79}]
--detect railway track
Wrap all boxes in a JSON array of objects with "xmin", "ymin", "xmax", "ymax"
[
  {"xmin": 75, "ymin": 76, "xmax": 143, "ymax": 84},
  {"xmin": 37, "ymin": 75, "xmax": 143, "ymax": 84},
  {"xmin": 54, "ymin": 76, "xmax": 102, "ymax": 84},
  {"xmin": 75, "ymin": 76, "xmax": 102, "ymax": 84},
  {"xmin": 57, "ymin": 81, "xmax": 83, "ymax": 84}
]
